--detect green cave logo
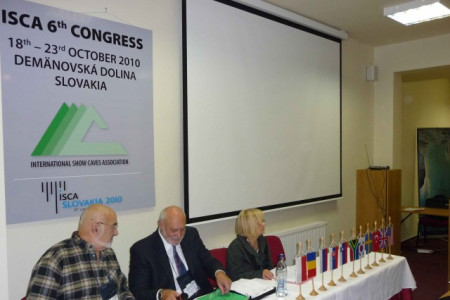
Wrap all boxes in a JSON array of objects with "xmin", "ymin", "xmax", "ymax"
[{"xmin": 32, "ymin": 103, "xmax": 127, "ymax": 156}]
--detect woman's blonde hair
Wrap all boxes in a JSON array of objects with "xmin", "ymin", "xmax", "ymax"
[{"xmin": 235, "ymin": 208, "xmax": 265, "ymax": 237}]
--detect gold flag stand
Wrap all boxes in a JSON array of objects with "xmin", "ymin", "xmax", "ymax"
[
  {"xmin": 364, "ymin": 223, "xmax": 372, "ymax": 270},
  {"xmin": 371, "ymin": 221, "xmax": 379, "ymax": 267},
  {"xmin": 357, "ymin": 225, "xmax": 365, "ymax": 275},
  {"xmin": 328, "ymin": 233, "xmax": 337, "ymax": 286},
  {"xmin": 387, "ymin": 216, "xmax": 394, "ymax": 260},
  {"xmin": 306, "ymin": 240, "xmax": 318, "ymax": 296},
  {"xmin": 337, "ymin": 230, "xmax": 346, "ymax": 282},
  {"xmin": 318, "ymin": 237, "xmax": 327, "ymax": 291},
  {"xmin": 349, "ymin": 228, "xmax": 357, "ymax": 278},
  {"xmin": 379, "ymin": 219, "xmax": 386, "ymax": 263}
]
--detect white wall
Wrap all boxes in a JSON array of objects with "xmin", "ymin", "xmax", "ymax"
[
  {"xmin": 2, "ymin": 1, "xmax": 376, "ymax": 299},
  {"xmin": 374, "ymin": 34, "xmax": 450, "ymax": 167}
]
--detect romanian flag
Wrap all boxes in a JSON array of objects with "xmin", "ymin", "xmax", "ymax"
[
  {"xmin": 386, "ymin": 225, "xmax": 394, "ymax": 246},
  {"xmin": 295, "ymin": 255, "xmax": 307, "ymax": 283},
  {"xmin": 372, "ymin": 229, "xmax": 381, "ymax": 251},
  {"xmin": 358, "ymin": 237, "xmax": 365, "ymax": 258},
  {"xmin": 339, "ymin": 241, "xmax": 348, "ymax": 265},
  {"xmin": 306, "ymin": 251, "xmax": 317, "ymax": 278},
  {"xmin": 349, "ymin": 238, "xmax": 359, "ymax": 261},
  {"xmin": 365, "ymin": 232, "xmax": 373, "ymax": 254},
  {"xmin": 329, "ymin": 246, "xmax": 339, "ymax": 270},
  {"xmin": 320, "ymin": 248, "xmax": 328, "ymax": 273}
]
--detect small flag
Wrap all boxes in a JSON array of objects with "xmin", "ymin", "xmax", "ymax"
[
  {"xmin": 386, "ymin": 224, "xmax": 394, "ymax": 246},
  {"xmin": 295, "ymin": 255, "xmax": 307, "ymax": 282},
  {"xmin": 379, "ymin": 228, "xmax": 387, "ymax": 249},
  {"xmin": 339, "ymin": 241, "xmax": 348, "ymax": 265},
  {"xmin": 372, "ymin": 230, "xmax": 381, "ymax": 252},
  {"xmin": 358, "ymin": 237, "xmax": 365, "ymax": 258},
  {"xmin": 349, "ymin": 238, "xmax": 359, "ymax": 260},
  {"xmin": 365, "ymin": 232, "xmax": 372, "ymax": 254},
  {"xmin": 320, "ymin": 248, "xmax": 328, "ymax": 273},
  {"xmin": 306, "ymin": 251, "xmax": 317, "ymax": 278},
  {"xmin": 329, "ymin": 246, "xmax": 339, "ymax": 270}
]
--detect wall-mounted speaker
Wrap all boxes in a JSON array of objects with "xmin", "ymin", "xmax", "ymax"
[{"xmin": 366, "ymin": 65, "xmax": 378, "ymax": 81}]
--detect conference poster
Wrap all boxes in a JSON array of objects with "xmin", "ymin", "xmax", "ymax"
[{"xmin": 0, "ymin": 0, "xmax": 155, "ymax": 224}]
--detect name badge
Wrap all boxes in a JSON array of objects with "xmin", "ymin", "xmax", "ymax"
[{"xmin": 176, "ymin": 271, "xmax": 199, "ymax": 298}]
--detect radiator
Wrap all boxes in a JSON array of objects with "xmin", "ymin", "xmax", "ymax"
[{"xmin": 271, "ymin": 221, "xmax": 327, "ymax": 264}]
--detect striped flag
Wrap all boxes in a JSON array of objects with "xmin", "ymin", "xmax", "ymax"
[
  {"xmin": 349, "ymin": 238, "xmax": 359, "ymax": 260},
  {"xmin": 365, "ymin": 232, "xmax": 373, "ymax": 254},
  {"xmin": 319, "ymin": 248, "xmax": 328, "ymax": 273},
  {"xmin": 306, "ymin": 251, "xmax": 317, "ymax": 278},
  {"xmin": 339, "ymin": 241, "xmax": 348, "ymax": 265},
  {"xmin": 329, "ymin": 246, "xmax": 339, "ymax": 270},
  {"xmin": 295, "ymin": 255, "xmax": 307, "ymax": 283}
]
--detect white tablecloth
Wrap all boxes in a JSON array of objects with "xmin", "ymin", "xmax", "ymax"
[{"xmin": 233, "ymin": 253, "xmax": 416, "ymax": 300}]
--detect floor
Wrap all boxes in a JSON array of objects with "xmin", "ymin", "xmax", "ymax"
[{"xmin": 401, "ymin": 236, "xmax": 448, "ymax": 300}]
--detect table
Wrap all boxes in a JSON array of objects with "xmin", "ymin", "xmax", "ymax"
[
  {"xmin": 401, "ymin": 206, "xmax": 450, "ymax": 293},
  {"xmin": 232, "ymin": 254, "xmax": 415, "ymax": 300}
]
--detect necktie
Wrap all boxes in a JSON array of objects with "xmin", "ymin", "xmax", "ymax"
[{"xmin": 173, "ymin": 245, "xmax": 187, "ymax": 275}]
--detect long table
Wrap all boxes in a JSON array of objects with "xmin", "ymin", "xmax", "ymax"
[
  {"xmin": 231, "ymin": 253, "xmax": 415, "ymax": 300},
  {"xmin": 401, "ymin": 206, "xmax": 450, "ymax": 293}
]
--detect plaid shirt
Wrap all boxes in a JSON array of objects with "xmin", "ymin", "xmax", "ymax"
[{"xmin": 26, "ymin": 231, "xmax": 134, "ymax": 300}]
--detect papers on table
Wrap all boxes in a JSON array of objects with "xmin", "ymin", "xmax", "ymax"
[{"xmin": 231, "ymin": 278, "xmax": 275, "ymax": 299}]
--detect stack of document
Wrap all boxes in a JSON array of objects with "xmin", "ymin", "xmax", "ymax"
[{"xmin": 230, "ymin": 278, "xmax": 276, "ymax": 300}]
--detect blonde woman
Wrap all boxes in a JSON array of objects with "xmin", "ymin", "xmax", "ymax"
[{"xmin": 226, "ymin": 208, "xmax": 274, "ymax": 281}]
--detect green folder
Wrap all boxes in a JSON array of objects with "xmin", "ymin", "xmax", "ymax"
[{"xmin": 196, "ymin": 289, "xmax": 249, "ymax": 300}]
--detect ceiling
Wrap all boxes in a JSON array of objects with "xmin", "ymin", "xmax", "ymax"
[{"xmin": 262, "ymin": 0, "xmax": 450, "ymax": 47}]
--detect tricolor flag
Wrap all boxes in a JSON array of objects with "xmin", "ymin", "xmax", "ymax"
[
  {"xmin": 349, "ymin": 238, "xmax": 359, "ymax": 261},
  {"xmin": 329, "ymin": 246, "xmax": 339, "ymax": 270},
  {"xmin": 306, "ymin": 251, "xmax": 317, "ymax": 278},
  {"xmin": 339, "ymin": 241, "xmax": 348, "ymax": 265},
  {"xmin": 386, "ymin": 225, "xmax": 394, "ymax": 246},
  {"xmin": 295, "ymin": 255, "xmax": 307, "ymax": 283},
  {"xmin": 320, "ymin": 248, "xmax": 328, "ymax": 273},
  {"xmin": 372, "ymin": 229, "xmax": 381, "ymax": 251},
  {"xmin": 358, "ymin": 237, "xmax": 365, "ymax": 258},
  {"xmin": 365, "ymin": 232, "xmax": 373, "ymax": 254}
]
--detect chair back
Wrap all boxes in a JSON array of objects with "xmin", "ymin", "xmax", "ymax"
[
  {"xmin": 208, "ymin": 247, "xmax": 227, "ymax": 287},
  {"xmin": 265, "ymin": 235, "xmax": 285, "ymax": 266}
]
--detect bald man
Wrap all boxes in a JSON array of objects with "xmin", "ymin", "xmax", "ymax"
[
  {"xmin": 129, "ymin": 206, "xmax": 232, "ymax": 300},
  {"xmin": 26, "ymin": 204, "xmax": 134, "ymax": 300}
]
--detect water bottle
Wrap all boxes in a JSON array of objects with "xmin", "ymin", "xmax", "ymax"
[{"xmin": 276, "ymin": 253, "xmax": 287, "ymax": 297}]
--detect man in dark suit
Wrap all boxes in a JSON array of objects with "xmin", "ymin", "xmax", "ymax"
[{"xmin": 129, "ymin": 206, "xmax": 232, "ymax": 300}]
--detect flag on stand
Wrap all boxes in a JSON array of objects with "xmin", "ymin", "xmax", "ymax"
[
  {"xmin": 306, "ymin": 251, "xmax": 317, "ymax": 278},
  {"xmin": 365, "ymin": 232, "xmax": 372, "ymax": 254},
  {"xmin": 358, "ymin": 237, "xmax": 365, "ymax": 258},
  {"xmin": 295, "ymin": 254, "xmax": 307, "ymax": 283},
  {"xmin": 386, "ymin": 224, "xmax": 394, "ymax": 246},
  {"xmin": 339, "ymin": 241, "xmax": 348, "ymax": 265},
  {"xmin": 319, "ymin": 248, "xmax": 328, "ymax": 273},
  {"xmin": 329, "ymin": 246, "xmax": 339, "ymax": 270},
  {"xmin": 349, "ymin": 238, "xmax": 359, "ymax": 261},
  {"xmin": 379, "ymin": 228, "xmax": 387, "ymax": 249},
  {"xmin": 372, "ymin": 229, "xmax": 381, "ymax": 252}
]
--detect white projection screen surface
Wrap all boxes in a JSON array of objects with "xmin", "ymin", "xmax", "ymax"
[{"xmin": 183, "ymin": 0, "xmax": 342, "ymax": 223}]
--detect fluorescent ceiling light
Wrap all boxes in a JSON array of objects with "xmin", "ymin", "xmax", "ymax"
[{"xmin": 384, "ymin": 0, "xmax": 450, "ymax": 25}]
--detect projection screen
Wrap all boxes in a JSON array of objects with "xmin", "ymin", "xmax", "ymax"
[{"xmin": 183, "ymin": 0, "xmax": 342, "ymax": 223}]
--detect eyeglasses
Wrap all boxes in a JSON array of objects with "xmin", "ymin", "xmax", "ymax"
[{"xmin": 97, "ymin": 222, "xmax": 118, "ymax": 231}]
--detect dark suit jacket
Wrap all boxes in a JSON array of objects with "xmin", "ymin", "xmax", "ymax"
[{"xmin": 129, "ymin": 227, "xmax": 223, "ymax": 300}]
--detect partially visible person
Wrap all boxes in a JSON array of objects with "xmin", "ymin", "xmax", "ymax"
[
  {"xmin": 129, "ymin": 206, "xmax": 232, "ymax": 300},
  {"xmin": 226, "ymin": 208, "xmax": 274, "ymax": 281},
  {"xmin": 26, "ymin": 204, "xmax": 134, "ymax": 300}
]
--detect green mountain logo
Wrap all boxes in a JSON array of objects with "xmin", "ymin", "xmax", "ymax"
[{"xmin": 32, "ymin": 103, "xmax": 127, "ymax": 156}]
